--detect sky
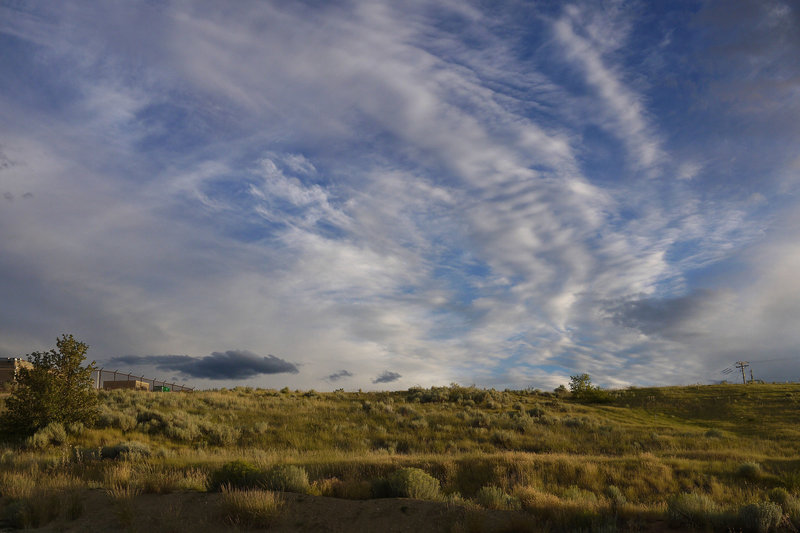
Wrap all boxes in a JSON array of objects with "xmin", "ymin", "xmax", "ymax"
[{"xmin": 1, "ymin": 0, "xmax": 799, "ymax": 391}]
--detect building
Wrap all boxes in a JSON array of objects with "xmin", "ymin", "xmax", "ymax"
[
  {"xmin": 103, "ymin": 380, "xmax": 150, "ymax": 392},
  {"xmin": 0, "ymin": 358, "xmax": 34, "ymax": 387}
]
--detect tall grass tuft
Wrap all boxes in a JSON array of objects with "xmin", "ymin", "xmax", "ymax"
[
  {"xmin": 781, "ymin": 470, "xmax": 800, "ymax": 492},
  {"xmin": 217, "ymin": 484, "xmax": 283, "ymax": 528},
  {"xmin": 0, "ymin": 470, "xmax": 36, "ymax": 499},
  {"xmin": 107, "ymin": 483, "xmax": 139, "ymax": 528},
  {"xmin": 2, "ymin": 490, "xmax": 62, "ymax": 529},
  {"xmin": 106, "ymin": 482, "xmax": 141, "ymax": 500}
]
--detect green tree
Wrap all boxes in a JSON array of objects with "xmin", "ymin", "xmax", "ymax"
[
  {"xmin": 568, "ymin": 373, "xmax": 610, "ymax": 403},
  {"xmin": 0, "ymin": 334, "xmax": 98, "ymax": 437},
  {"xmin": 569, "ymin": 373, "xmax": 594, "ymax": 396}
]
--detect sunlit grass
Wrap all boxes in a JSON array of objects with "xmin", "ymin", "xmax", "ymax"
[
  {"xmin": 217, "ymin": 484, "xmax": 283, "ymax": 527},
  {"xmin": 1, "ymin": 382, "xmax": 800, "ymax": 529}
]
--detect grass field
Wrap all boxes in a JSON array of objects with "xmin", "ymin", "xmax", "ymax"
[{"xmin": 1, "ymin": 383, "xmax": 800, "ymax": 531}]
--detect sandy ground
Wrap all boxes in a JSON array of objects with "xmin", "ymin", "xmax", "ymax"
[{"xmin": 1, "ymin": 490, "xmax": 676, "ymax": 533}]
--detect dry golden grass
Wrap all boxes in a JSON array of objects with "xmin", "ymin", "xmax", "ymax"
[
  {"xmin": 217, "ymin": 484, "xmax": 283, "ymax": 527},
  {"xmin": 1, "ymin": 382, "xmax": 800, "ymax": 530}
]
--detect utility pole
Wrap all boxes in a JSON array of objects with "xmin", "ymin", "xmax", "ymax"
[{"xmin": 735, "ymin": 361, "xmax": 750, "ymax": 385}]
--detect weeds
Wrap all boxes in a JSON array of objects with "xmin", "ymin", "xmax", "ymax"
[
  {"xmin": 106, "ymin": 482, "xmax": 141, "ymax": 500},
  {"xmin": 217, "ymin": 485, "xmax": 283, "ymax": 527},
  {"xmin": 0, "ymin": 470, "xmax": 36, "ymax": 499},
  {"xmin": 3, "ymin": 490, "xmax": 61, "ymax": 529},
  {"xmin": 1, "ymin": 382, "xmax": 800, "ymax": 529}
]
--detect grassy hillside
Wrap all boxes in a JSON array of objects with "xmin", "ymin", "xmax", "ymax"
[{"xmin": 1, "ymin": 383, "xmax": 800, "ymax": 531}]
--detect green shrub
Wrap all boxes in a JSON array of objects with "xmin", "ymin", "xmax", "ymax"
[
  {"xmin": 604, "ymin": 485, "xmax": 626, "ymax": 508},
  {"xmin": 568, "ymin": 374, "xmax": 611, "ymax": 403},
  {"xmin": 200, "ymin": 421, "xmax": 240, "ymax": 446},
  {"xmin": 563, "ymin": 417, "xmax": 593, "ymax": 429},
  {"xmin": 210, "ymin": 460, "xmax": 264, "ymax": 491},
  {"xmin": 738, "ymin": 462, "xmax": 762, "ymax": 480},
  {"xmin": 738, "ymin": 502, "xmax": 782, "ymax": 533},
  {"xmin": 263, "ymin": 464, "xmax": 310, "ymax": 494},
  {"xmin": 0, "ymin": 334, "xmax": 98, "ymax": 437},
  {"xmin": 562, "ymin": 486, "xmax": 600, "ymax": 507},
  {"xmin": 136, "ymin": 410, "xmax": 167, "ymax": 429},
  {"xmin": 387, "ymin": 467, "xmax": 440, "ymax": 500},
  {"xmin": 767, "ymin": 487, "xmax": 792, "ymax": 511},
  {"xmin": 704, "ymin": 428, "xmax": 723, "ymax": 438},
  {"xmin": 25, "ymin": 422, "xmax": 67, "ymax": 449},
  {"xmin": 768, "ymin": 487, "xmax": 800, "ymax": 525},
  {"xmin": 101, "ymin": 440, "xmax": 151, "ymax": 459},
  {"xmin": 489, "ymin": 430, "xmax": 515, "ymax": 447},
  {"xmin": 95, "ymin": 405, "xmax": 137, "ymax": 431},
  {"xmin": 667, "ymin": 492, "xmax": 718, "ymax": 529},
  {"xmin": 475, "ymin": 485, "xmax": 520, "ymax": 510}
]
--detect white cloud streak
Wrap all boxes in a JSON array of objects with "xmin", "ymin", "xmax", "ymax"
[
  {"xmin": 0, "ymin": 0, "xmax": 797, "ymax": 389},
  {"xmin": 553, "ymin": 4, "xmax": 663, "ymax": 171}
]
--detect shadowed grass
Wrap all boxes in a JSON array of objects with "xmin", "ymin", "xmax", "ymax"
[{"xmin": 1, "ymin": 382, "xmax": 800, "ymax": 530}]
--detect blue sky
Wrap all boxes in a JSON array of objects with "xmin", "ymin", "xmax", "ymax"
[{"xmin": 1, "ymin": 0, "xmax": 799, "ymax": 390}]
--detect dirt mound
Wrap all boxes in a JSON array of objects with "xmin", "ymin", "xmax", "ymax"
[{"xmin": 4, "ymin": 490, "xmax": 535, "ymax": 533}]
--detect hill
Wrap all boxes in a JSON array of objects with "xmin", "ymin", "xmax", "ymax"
[{"xmin": 1, "ymin": 383, "xmax": 799, "ymax": 531}]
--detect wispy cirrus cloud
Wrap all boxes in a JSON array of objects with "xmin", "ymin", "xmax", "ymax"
[
  {"xmin": 0, "ymin": 0, "xmax": 798, "ymax": 390},
  {"xmin": 552, "ymin": 4, "xmax": 663, "ymax": 172}
]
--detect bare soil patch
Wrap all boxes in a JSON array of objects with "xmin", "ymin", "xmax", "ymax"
[{"xmin": 2, "ymin": 491, "xmax": 680, "ymax": 533}]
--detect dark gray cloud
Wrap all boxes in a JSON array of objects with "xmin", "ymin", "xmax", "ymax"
[
  {"xmin": 0, "ymin": 148, "xmax": 13, "ymax": 171},
  {"xmin": 606, "ymin": 290, "xmax": 716, "ymax": 338},
  {"xmin": 3, "ymin": 192, "xmax": 12, "ymax": 202},
  {"xmin": 111, "ymin": 350, "xmax": 299, "ymax": 379},
  {"xmin": 326, "ymin": 369, "xmax": 353, "ymax": 382},
  {"xmin": 372, "ymin": 370, "xmax": 401, "ymax": 384}
]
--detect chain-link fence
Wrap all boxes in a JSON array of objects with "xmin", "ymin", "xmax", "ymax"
[{"xmin": 92, "ymin": 368, "xmax": 193, "ymax": 392}]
